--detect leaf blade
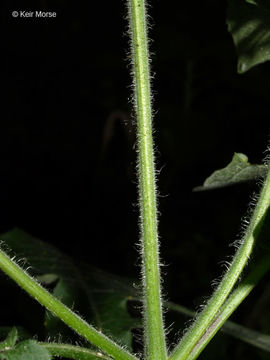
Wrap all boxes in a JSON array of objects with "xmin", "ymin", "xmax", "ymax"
[
  {"xmin": 194, "ymin": 153, "xmax": 267, "ymax": 191},
  {"xmin": 227, "ymin": 0, "xmax": 270, "ymax": 73},
  {"xmin": 0, "ymin": 340, "xmax": 51, "ymax": 360}
]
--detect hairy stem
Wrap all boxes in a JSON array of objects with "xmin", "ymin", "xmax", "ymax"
[
  {"xmin": 187, "ymin": 253, "xmax": 270, "ymax": 359},
  {"xmin": 170, "ymin": 163, "xmax": 270, "ymax": 360},
  {"xmin": 0, "ymin": 249, "xmax": 137, "ymax": 360},
  {"xmin": 127, "ymin": 1, "xmax": 167, "ymax": 360},
  {"xmin": 41, "ymin": 342, "xmax": 112, "ymax": 360},
  {"xmin": 168, "ymin": 298, "xmax": 270, "ymax": 355}
]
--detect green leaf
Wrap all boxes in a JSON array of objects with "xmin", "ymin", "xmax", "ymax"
[
  {"xmin": 0, "ymin": 328, "xmax": 30, "ymax": 342},
  {"xmin": 0, "ymin": 340, "xmax": 51, "ymax": 360},
  {"xmin": 44, "ymin": 267, "xmax": 141, "ymax": 349},
  {"xmin": 227, "ymin": 0, "xmax": 270, "ymax": 73},
  {"xmin": 0, "ymin": 228, "xmax": 77, "ymax": 281},
  {"xmin": 36, "ymin": 274, "xmax": 58, "ymax": 285},
  {"xmin": 0, "ymin": 329, "xmax": 18, "ymax": 351},
  {"xmin": 194, "ymin": 153, "xmax": 267, "ymax": 191},
  {"xmin": 44, "ymin": 278, "xmax": 87, "ymax": 340},
  {"xmin": 0, "ymin": 229, "xmax": 140, "ymax": 350},
  {"xmin": 80, "ymin": 265, "xmax": 141, "ymax": 348}
]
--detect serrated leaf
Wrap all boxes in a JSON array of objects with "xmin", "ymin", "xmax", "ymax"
[
  {"xmin": 0, "ymin": 329, "xmax": 18, "ymax": 351},
  {"xmin": 227, "ymin": 0, "xmax": 270, "ymax": 73},
  {"xmin": 194, "ymin": 153, "xmax": 267, "ymax": 191},
  {"xmin": 0, "ymin": 340, "xmax": 51, "ymax": 360},
  {"xmin": 0, "ymin": 229, "xmax": 140, "ymax": 350}
]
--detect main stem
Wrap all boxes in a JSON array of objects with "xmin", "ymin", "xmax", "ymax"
[{"xmin": 127, "ymin": 1, "xmax": 167, "ymax": 360}]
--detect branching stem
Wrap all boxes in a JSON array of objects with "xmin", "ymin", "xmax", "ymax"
[
  {"xmin": 187, "ymin": 253, "xmax": 270, "ymax": 359},
  {"xmin": 170, "ymin": 164, "xmax": 270, "ymax": 360}
]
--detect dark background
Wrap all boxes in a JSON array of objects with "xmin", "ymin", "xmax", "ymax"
[{"xmin": 1, "ymin": 0, "xmax": 270, "ymax": 358}]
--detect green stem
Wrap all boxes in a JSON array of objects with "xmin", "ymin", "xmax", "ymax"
[
  {"xmin": 170, "ymin": 164, "xmax": 270, "ymax": 360},
  {"xmin": 127, "ymin": 1, "xmax": 167, "ymax": 360},
  {"xmin": 187, "ymin": 253, "xmax": 270, "ymax": 359},
  {"xmin": 0, "ymin": 249, "xmax": 137, "ymax": 360},
  {"xmin": 130, "ymin": 294, "xmax": 270, "ymax": 354},
  {"xmin": 41, "ymin": 342, "xmax": 112, "ymax": 360}
]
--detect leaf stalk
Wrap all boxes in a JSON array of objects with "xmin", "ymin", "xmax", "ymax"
[{"xmin": 170, "ymin": 163, "xmax": 270, "ymax": 360}]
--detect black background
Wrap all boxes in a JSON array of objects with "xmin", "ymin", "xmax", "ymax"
[{"xmin": 1, "ymin": 0, "xmax": 270, "ymax": 358}]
